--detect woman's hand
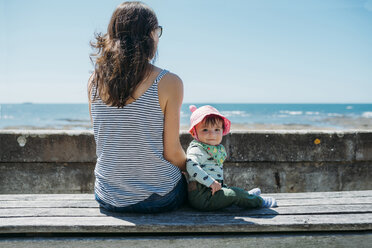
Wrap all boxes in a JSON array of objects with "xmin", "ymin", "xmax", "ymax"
[{"xmin": 210, "ymin": 181, "xmax": 222, "ymax": 195}]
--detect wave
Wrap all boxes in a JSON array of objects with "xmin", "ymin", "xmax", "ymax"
[
  {"xmin": 56, "ymin": 118, "xmax": 90, "ymax": 123},
  {"xmin": 221, "ymin": 111, "xmax": 251, "ymax": 117},
  {"xmin": 362, "ymin": 112, "xmax": 372, "ymax": 118},
  {"xmin": 279, "ymin": 110, "xmax": 303, "ymax": 115},
  {"xmin": 0, "ymin": 115, "xmax": 14, "ymax": 120},
  {"xmin": 327, "ymin": 113, "xmax": 343, "ymax": 117},
  {"xmin": 180, "ymin": 111, "xmax": 189, "ymax": 117},
  {"xmin": 305, "ymin": 111, "xmax": 320, "ymax": 115},
  {"xmin": 182, "ymin": 110, "xmax": 251, "ymax": 118}
]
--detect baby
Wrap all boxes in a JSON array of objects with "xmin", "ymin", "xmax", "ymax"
[{"xmin": 186, "ymin": 105, "xmax": 277, "ymax": 211}]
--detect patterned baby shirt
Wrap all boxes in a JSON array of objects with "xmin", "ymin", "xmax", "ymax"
[{"xmin": 186, "ymin": 140, "xmax": 227, "ymax": 187}]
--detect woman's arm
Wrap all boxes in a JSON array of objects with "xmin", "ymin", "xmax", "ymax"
[
  {"xmin": 87, "ymin": 74, "xmax": 94, "ymax": 125},
  {"xmin": 159, "ymin": 72, "xmax": 186, "ymax": 171}
]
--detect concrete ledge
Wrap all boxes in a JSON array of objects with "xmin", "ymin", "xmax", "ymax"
[
  {"xmin": 224, "ymin": 161, "xmax": 372, "ymax": 193},
  {"xmin": 226, "ymin": 131, "xmax": 357, "ymax": 162},
  {"xmin": 0, "ymin": 130, "xmax": 371, "ymax": 194},
  {"xmin": 0, "ymin": 162, "xmax": 95, "ymax": 194},
  {"xmin": 1, "ymin": 130, "xmax": 372, "ymax": 162},
  {"xmin": 0, "ymin": 130, "xmax": 95, "ymax": 163}
]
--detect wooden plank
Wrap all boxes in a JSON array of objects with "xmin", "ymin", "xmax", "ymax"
[
  {"xmin": 0, "ymin": 233, "xmax": 371, "ymax": 248},
  {"xmin": 0, "ymin": 201, "xmax": 98, "ymax": 208},
  {"xmin": 0, "ymin": 194, "xmax": 94, "ymax": 201},
  {"xmin": 277, "ymin": 197, "xmax": 372, "ymax": 206},
  {"xmin": 1, "ymin": 191, "xmax": 372, "ymax": 201},
  {"xmin": 0, "ymin": 204, "xmax": 371, "ymax": 218},
  {"xmin": 264, "ymin": 190, "xmax": 372, "ymax": 199},
  {"xmin": 0, "ymin": 191, "xmax": 371, "ymax": 235},
  {"xmin": 1, "ymin": 214, "xmax": 371, "ymax": 233},
  {"xmin": 1, "ymin": 197, "xmax": 371, "ymax": 208}
]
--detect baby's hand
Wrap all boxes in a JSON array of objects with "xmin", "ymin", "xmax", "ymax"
[
  {"xmin": 182, "ymin": 171, "xmax": 189, "ymax": 177},
  {"xmin": 210, "ymin": 181, "xmax": 222, "ymax": 195}
]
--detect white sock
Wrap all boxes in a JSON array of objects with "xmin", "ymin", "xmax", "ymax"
[
  {"xmin": 261, "ymin": 197, "xmax": 278, "ymax": 208},
  {"xmin": 248, "ymin": 188, "xmax": 261, "ymax": 196}
]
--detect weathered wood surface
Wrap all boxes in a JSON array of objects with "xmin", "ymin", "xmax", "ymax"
[
  {"xmin": 1, "ymin": 204, "xmax": 371, "ymax": 217},
  {"xmin": 1, "ymin": 197, "xmax": 371, "ymax": 208},
  {"xmin": 1, "ymin": 190, "xmax": 371, "ymax": 201},
  {"xmin": 1, "ymin": 233, "xmax": 372, "ymax": 248},
  {"xmin": 0, "ymin": 191, "xmax": 371, "ymax": 234}
]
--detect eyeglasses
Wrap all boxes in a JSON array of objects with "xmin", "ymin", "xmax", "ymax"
[{"xmin": 156, "ymin": 26, "xmax": 163, "ymax": 38}]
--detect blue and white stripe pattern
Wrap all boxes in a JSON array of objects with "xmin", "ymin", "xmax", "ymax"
[{"xmin": 91, "ymin": 69, "xmax": 182, "ymax": 207}]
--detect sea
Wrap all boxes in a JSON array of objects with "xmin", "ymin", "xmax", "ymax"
[{"xmin": 0, "ymin": 103, "xmax": 371, "ymax": 130}]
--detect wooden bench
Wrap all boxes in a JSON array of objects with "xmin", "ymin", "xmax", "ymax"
[{"xmin": 1, "ymin": 191, "xmax": 371, "ymax": 247}]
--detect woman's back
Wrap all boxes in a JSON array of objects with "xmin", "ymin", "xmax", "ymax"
[
  {"xmin": 89, "ymin": 1, "xmax": 186, "ymax": 213},
  {"xmin": 91, "ymin": 69, "xmax": 181, "ymax": 207}
]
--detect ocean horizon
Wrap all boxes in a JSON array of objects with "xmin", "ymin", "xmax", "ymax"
[{"xmin": 1, "ymin": 103, "xmax": 372, "ymax": 130}]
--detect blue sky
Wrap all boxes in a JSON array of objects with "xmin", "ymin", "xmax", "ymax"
[{"xmin": 0, "ymin": 0, "xmax": 371, "ymax": 103}]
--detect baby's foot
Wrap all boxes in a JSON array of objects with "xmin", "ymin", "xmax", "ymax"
[
  {"xmin": 261, "ymin": 197, "xmax": 278, "ymax": 208},
  {"xmin": 248, "ymin": 188, "xmax": 261, "ymax": 196}
]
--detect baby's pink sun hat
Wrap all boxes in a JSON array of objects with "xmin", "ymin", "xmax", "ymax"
[{"xmin": 188, "ymin": 105, "xmax": 231, "ymax": 137}]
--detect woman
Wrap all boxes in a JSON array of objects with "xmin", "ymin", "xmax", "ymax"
[{"xmin": 88, "ymin": 1, "xmax": 187, "ymax": 213}]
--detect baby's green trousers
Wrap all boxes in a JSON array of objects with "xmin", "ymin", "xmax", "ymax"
[{"xmin": 188, "ymin": 181, "xmax": 263, "ymax": 211}]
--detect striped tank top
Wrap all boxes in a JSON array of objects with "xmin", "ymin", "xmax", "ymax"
[{"xmin": 91, "ymin": 69, "xmax": 182, "ymax": 207}]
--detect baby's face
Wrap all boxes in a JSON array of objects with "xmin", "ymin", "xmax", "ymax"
[{"xmin": 195, "ymin": 121, "xmax": 223, "ymax": 146}]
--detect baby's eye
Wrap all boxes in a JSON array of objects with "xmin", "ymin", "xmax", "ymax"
[
  {"xmin": 215, "ymin": 129, "xmax": 221, "ymax": 132},
  {"xmin": 202, "ymin": 129, "xmax": 208, "ymax": 132}
]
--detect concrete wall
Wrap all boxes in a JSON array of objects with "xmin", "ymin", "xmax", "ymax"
[{"xmin": 0, "ymin": 130, "xmax": 371, "ymax": 194}]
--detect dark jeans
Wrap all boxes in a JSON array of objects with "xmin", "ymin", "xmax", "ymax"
[{"xmin": 95, "ymin": 175, "xmax": 187, "ymax": 214}]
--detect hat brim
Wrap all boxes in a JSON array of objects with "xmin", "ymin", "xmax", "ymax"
[{"xmin": 188, "ymin": 114, "xmax": 231, "ymax": 137}]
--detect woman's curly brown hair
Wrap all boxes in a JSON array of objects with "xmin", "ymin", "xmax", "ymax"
[{"xmin": 89, "ymin": 1, "xmax": 159, "ymax": 108}]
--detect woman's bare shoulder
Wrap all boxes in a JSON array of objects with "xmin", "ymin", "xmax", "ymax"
[
  {"xmin": 159, "ymin": 71, "xmax": 183, "ymax": 93},
  {"xmin": 157, "ymin": 70, "xmax": 183, "ymax": 112}
]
